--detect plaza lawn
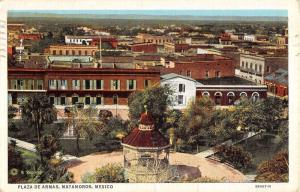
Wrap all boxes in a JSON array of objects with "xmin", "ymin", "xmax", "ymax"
[
  {"xmin": 59, "ymin": 136, "xmax": 121, "ymax": 157},
  {"xmin": 239, "ymin": 133, "xmax": 285, "ymax": 174},
  {"xmin": 16, "ymin": 147, "xmax": 39, "ymax": 165}
]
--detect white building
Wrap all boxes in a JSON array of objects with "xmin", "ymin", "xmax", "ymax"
[
  {"xmin": 65, "ymin": 35, "xmax": 94, "ymax": 45},
  {"xmin": 161, "ymin": 73, "xmax": 200, "ymax": 109},
  {"xmin": 244, "ymin": 35, "xmax": 257, "ymax": 42}
]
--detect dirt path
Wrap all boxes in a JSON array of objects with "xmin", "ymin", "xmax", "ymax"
[{"xmin": 67, "ymin": 151, "xmax": 246, "ymax": 183}]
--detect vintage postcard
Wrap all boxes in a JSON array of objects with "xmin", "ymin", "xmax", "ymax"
[{"xmin": 0, "ymin": 0, "xmax": 299, "ymax": 191}]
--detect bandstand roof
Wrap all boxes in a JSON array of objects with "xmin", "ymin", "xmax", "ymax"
[
  {"xmin": 122, "ymin": 112, "xmax": 169, "ymax": 149},
  {"xmin": 122, "ymin": 127, "xmax": 169, "ymax": 148}
]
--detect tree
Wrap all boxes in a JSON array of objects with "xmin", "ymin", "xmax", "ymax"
[
  {"xmin": 8, "ymin": 105, "xmax": 19, "ymax": 132},
  {"xmin": 177, "ymin": 97, "xmax": 215, "ymax": 148},
  {"xmin": 27, "ymin": 161, "xmax": 74, "ymax": 183},
  {"xmin": 8, "ymin": 141, "xmax": 27, "ymax": 183},
  {"xmin": 20, "ymin": 94, "xmax": 57, "ymax": 143},
  {"xmin": 105, "ymin": 116, "xmax": 130, "ymax": 140},
  {"xmin": 65, "ymin": 106, "xmax": 105, "ymax": 156},
  {"xmin": 255, "ymin": 150, "xmax": 288, "ymax": 182},
  {"xmin": 230, "ymin": 97, "xmax": 287, "ymax": 133},
  {"xmin": 98, "ymin": 110, "xmax": 113, "ymax": 123},
  {"xmin": 36, "ymin": 134, "xmax": 60, "ymax": 164},
  {"xmin": 164, "ymin": 109, "xmax": 183, "ymax": 146},
  {"xmin": 128, "ymin": 85, "xmax": 173, "ymax": 128},
  {"xmin": 26, "ymin": 135, "xmax": 73, "ymax": 183},
  {"xmin": 8, "ymin": 105, "xmax": 18, "ymax": 119},
  {"xmin": 230, "ymin": 98, "xmax": 265, "ymax": 132}
]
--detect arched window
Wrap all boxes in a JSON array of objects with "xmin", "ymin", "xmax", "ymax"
[
  {"xmin": 214, "ymin": 92, "xmax": 222, "ymax": 105},
  {"xmin": 227, "ymin": 92, "xmax": 235, "ymax": 105},
  {"xmin": 240, "ymin": 92, "xmax": 248, "ymax": 98},
  {"xmin": 202, "ymin": 91, "xmax": 210, "ymax": 97},
  {"xmin": 251, "ymin": 92, "xmax": 259, "ymax": 102}
]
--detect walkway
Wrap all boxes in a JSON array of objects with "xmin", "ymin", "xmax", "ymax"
[
  {"xmin": 67, "ymin": 151, "xmax": 246, "ymax": 183},
  {"xmin": 196, "ymin": 131, "xmax": 263, "ymax": 158},
  {"xmin": 8, "ymin": 137, "xmax": 79, "ymax": 164}
]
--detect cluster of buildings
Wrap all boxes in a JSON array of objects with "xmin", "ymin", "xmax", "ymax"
[{"xmin": 7, "ymin": 22, "xmax": 288, "ymax": 114}]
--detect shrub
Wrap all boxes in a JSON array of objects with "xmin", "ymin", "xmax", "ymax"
[
  {"xmin": 213, "ymin": 145, "xmax": 252, "ymax": 170},
  {"xmin": 93, "ymin": 163, "xmax": 127, "ymax": 183}
]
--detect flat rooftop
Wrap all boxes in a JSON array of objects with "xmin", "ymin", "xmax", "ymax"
[{"xmin": 197, "ymin": 76, "xmax": 257, "ymax": 85}]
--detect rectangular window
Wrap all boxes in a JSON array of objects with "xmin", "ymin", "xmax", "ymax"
[
  {"xmin": 49, "ymin": 80, "xmax": 57, "ymax": 90},
  {"xmin": 12, "ymin": 80, "xmax": 17, "ymax": 89},
  {"xmin": 144, "ymin": 80, "xmax": 151, "ymax": 88},
  {"xmin": 96, "ymin": 80, "xmax": 103, "ymax": 90},
  {"xmin": 186, "ymin": 70, "xmax": 191, "ymax": 77},
  {"xmin": 53, "ymin": 50, "xmax": 56, "ymax": 55},
  {"xmin": 113, "ymin": 95, "xmax": 118, "ymax": 105},
  {"xmin": 28, "ymin": 80, "xmax": 34, "ymax": 90},
  {"xmin": 17, "ymin": 80, "xmax": 24, "ymax": 90},
  {"xmin": 85, "ymin": 97, "xmax": 90, "ymax": 105},
  {"xmin": 179, "ymin": 84, "xmax": 185, "ymax": 92},
  {"xmin": 215, "ymin": 71, "xmax": 221, "ymax": 78},
  {"xmin": 259, "ymin": 65, "xmax": 262, "ymax": 73},
  {"xmin": 96, "ymin": 96, "xmax": 102, "ymax": 105},
  {"xmin": 60, "ymin": 80, "xmax": 68, "ymax": 90},
  {"xmin": 72, "ymin": 97, "xmax": 78, "ymax": 105},
  {"xmin": 205, "ymin": 71, "xmax": 209, "ymax": 78},
  {"xmin": 60, "ymin": 97, "xmax": 66, "ymax": 105},
  {"xmin": 66, "ymin": 50, "xmax": 69, "ymax": 55},
  {"xmin": 37, "ymin": 80, "xmax": 43, "ymax": 90},
  {"xmin": 241, "ymin": 61, "xmax": 244, "ymax": 67},
  {"xmin": 72, "ymin": 80, "xmax": 80, "ymax": 90},
  {"xmin": 127, "ymin": 80, "xmax": 136, "ymax": 90},
  {"xmin": 50, "ymin": 97, "xmax": 55, "ymax": 105},
  {"xmin": 178, "ymin": 95, "xmax": 184, "ymax": 105},
  {"xmin": 111, "ymin": 80, "xmax": 120, "ymax": 90},
  {"xmin": 85, "ymin": 80, "xmax": 91, "ymax": 90}
]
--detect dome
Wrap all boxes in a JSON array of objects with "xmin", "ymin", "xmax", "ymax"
[{"xmin": 139, "ymin": 111, "xmax": 155, "ymax": 125}]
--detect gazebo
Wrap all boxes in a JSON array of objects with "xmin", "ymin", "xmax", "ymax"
[{"xmin": 121, "ymin": 111, "xmax": 171, "ymax": 182}]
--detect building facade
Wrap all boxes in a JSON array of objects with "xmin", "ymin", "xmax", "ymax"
[
  {"xmin": 196, "ymin": 84, "xmax": 268, "ymax": 106},
  {"xmin": 49, "ymin": 45, "xmax": 99, "ymax": 56},
  {"xmin": 8, "ymin": 68, "xmax": 160, "ymax": 107},
  {"xmin": 237, "ymin": 54, "xmax": 288, "ymax": 84},
  {"xmin": 161, "ymin": 55, "xmax": 235, "ymax": 80},
  {"xmin": 264, "ymin": 68, "xmax": 288, "ymax": 97},
  {"xmin": 161, "ymin": 73, "xmax": 198, "ymax": 109},
  {"xmin": 65, "ymin": 35, "xmax": 117, "ymax": 48},
  {"xmin": 134, "ymin": 33, "xmax": 173, "ymax": 45}
]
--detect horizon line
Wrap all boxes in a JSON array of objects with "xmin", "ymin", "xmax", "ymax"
[{"xmin": 8, "ymin": 10, "xmax": 288, "ymax": 17}]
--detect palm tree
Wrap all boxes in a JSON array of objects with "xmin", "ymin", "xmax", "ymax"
[
  {"xmin": 65, "ymin": 106, "xmax": 105, "ymax": 156},
  {"xmin": 20, "ymin": 93, "xmax": 57, "ymax": 143}
]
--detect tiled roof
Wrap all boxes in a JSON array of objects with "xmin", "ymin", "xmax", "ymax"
[
  {"xmin": 122, "ymin": 128, "xmax": 169, "ymax": 148},
  {"xmin": 122, "ymin": 112, "xmax": 169, "ymax": 148}
]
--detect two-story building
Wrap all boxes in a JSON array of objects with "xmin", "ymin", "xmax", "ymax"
[
  {"xmin": 236, "ymin": 54, "xmax": 288, "ymax": 84},
  {"xmin": 8, "ymin": 67, "xmax": 160, "ymax": 109},
  {"xmin": 161, "ymin": 73, "xmax": 199, "ymax": 109}
]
